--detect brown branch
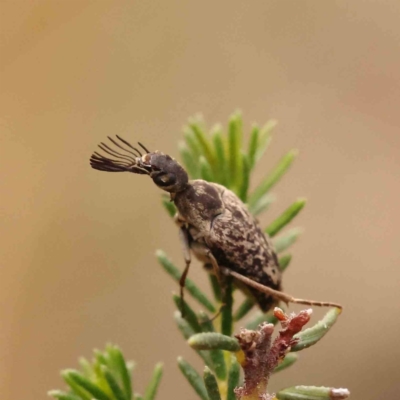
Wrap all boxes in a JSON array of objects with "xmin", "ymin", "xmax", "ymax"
[{"xmin": 234, "ymin": 307, "xmax": 312, "ymax": 400}]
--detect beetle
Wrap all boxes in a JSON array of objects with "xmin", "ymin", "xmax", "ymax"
[{"xmin": 90, "ymin": 136, "xmax": 341, "ymax": 312}]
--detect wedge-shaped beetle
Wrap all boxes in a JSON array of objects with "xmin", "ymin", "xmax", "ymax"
[{"xmin": 90, "ymin": 136, "xmax": 341, "ymax": 312}]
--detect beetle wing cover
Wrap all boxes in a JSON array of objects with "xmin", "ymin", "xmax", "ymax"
[{"xmin": 207, "ymin": 184, "xmax": 282, "ymax": 311}]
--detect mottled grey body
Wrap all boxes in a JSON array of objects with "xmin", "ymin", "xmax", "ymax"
[{"xmin": 174, "ymin": 180, "xmax": 282, "ymax": 312}]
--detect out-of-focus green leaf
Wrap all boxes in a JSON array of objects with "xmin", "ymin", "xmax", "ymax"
[
  {"xmin": 227, "ymin": 111, "xmax": 243, "ymax": 190},
  {"xmin": 184, "ymin": 127, "xmax": 202, "ymax": 160},
  {"xmin": 248, "ymin": 193, "xmax": 276, "ymax": 217},
  {"xmin": 255, "ymin": 119, "xmax": 277, "ymax": 162},
  {"xmin": 101, "ymin": 366, "xmax": 127, "ymax": 400},
  {"xmin": 48, "ymin": 391, "xmax": 82, "ymax": 400},
  {"xmin": 107, "ymin": 346, "xmax": 132, "ymax": 400},
  {"xmin": 233, "ymin": 297, "xmax": 256, "ymax": 321},
  {"xmin": 291, "ymin": 308, "xmax": 342, "ymax": 352},
  {"xmin": 198, "ymin": 312, "xmax": 226, "ymax": 381},
  {"xmin": 61, "ymin": 371, "xmax": 92, "ymax": 400},
  {"xmin": 199, "ymin": 155, "xmax": 215, "ymax": 182},
  {"xmin": 247, "ymin": 124, "xmax": 259, "ymax": 170},
  {"xmin": 248, "ymin": 149, "xmax": 298, "ymax": 207},
  {"xmin": 221, "ymin": 278, "xmax": 233, "ymax": 337},
  {"xmin": 179, "ymin": 141, "xmax": 199, "ymax": 178},
  {"xmin": 157, "ymin": 250, "xmax": 215, "ymax": 313},
  {"xmin": 143, "ymin": 363, "xmax": 163, "ymax": 400},
  {"xmin": 209, "ymin": 274, "xmax": 222, "ymax": 303},
  {"xmin": 189, "ymin": 119, "xmax": 217, "ymax": 173},
  {"xmin": 203, "ymin": 367, "xmax": 221, "ymax": 400},
  {"xmin": 177, "ymin": 357, "xmax": 209, "ymax": 400},
  {"xmin": 273, "ymin": 228, "xmax": 303, "ymax": 253},
  {"xmin": 226, "ymin": 356, "xmax": 240, "ymax": 400},
  {"xmin": 212, "ymin": 124, "xmax": 227, "ymax": 185},
  {"xmin": 238, "ymin": 153, "xmax": 250, "ymax": 202},
  {"xmin": 62, "ymin": 370, "xmax": 111, "ymax": 400},
  {"xmin": 265, "ymin": 199, "xmax": 306, "ymax": 237},
  {"xmin": 188, "ymin": 333, "xmax": 240, "ymax": 352},
  {"xmin": 78, "ymin": 358, "xmax": 93, "ymax": 379},
  {"xmin": 174, "ymin": 312, "xmax": 214, "ymax": 368},
  {"xmin": 276, "ymin": 385, "xmax": 350, "ymax": 399},
  {"xmin": 278, "ymin": 254, "xmax": 292, "ymax": 272},
  {"xmin": 173, "ymin": 293, "xmax": 203, "ymax": 333},
  {"xmin": 161, "ymin": 196, "xmax": 176, "ymax": 217}
]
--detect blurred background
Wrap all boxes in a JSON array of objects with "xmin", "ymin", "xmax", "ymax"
[{"xmin": 1, "ymin": 1, "xmax": 400, "ymax": 399}]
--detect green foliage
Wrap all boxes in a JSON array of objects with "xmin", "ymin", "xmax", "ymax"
[
  {"xmin": 276, "ymin": 386, "xmax": 349, "ymax": 400},
  {"xmin": 49, "ymin": 345, "xmax": 162, "ymax": 400},
  {"xmin": 291, "ymin": 307, "xmax": 342, "ymax": 352}
]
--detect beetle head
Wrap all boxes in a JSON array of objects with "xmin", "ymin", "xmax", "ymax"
[{"xmin": 90, "ymin": 136, "xmax": 189, "ymax": 193}]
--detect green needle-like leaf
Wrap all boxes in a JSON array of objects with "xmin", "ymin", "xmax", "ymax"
[
  {"xmin": 226, "ymin": 356, "xmax": 240, "ymax": 400},
  {"xmin": 255, "ymin": 119, "xmax": 277, "ymax": 162},
  {"xmin": 179, "ymin": 141, "xmax": 199, "ymax": 178},
  {"xmin": 212, "ymin": 125, "xmax": 227, "ymax": 185},
  {"xmin": 276, "ymin": 386, "xmax": 350, "ymax": 400},
  {"xmin": 248, "ymin": 193, "xmax": 276, "ymax": 217},
  {"xmin": 157, "ymin": 250, "xmax": 215, "ymax": 313},
  {"xmin": 161, "ymin": 196, "xmax": 176, "ymax": 218},
  {"xmin": 199, "ymin": 155, "xmax": 215, "ymax": 182},
  {"xmin": 144, "ymin": 363, "xmax": 163, "ymax": 400},
  {"xmin": 265, "ymin": 199, "xmax": 306, "ymax": 237},
  {"xmin": 272, "ymin": 353, "xmax": 298, "ymax": 373},
  {"xmin": 188, "ymin": 333, "xmax": 240, "ymax": 352},
  {"xmin": 238, "ymin": 153, "xmax": 250, "ymax": 202},
  {"xmin": 291, "ymin": 308, "xmax": 342, "ymax": 352},
  {"xmin": 278, "ymin": 253, "xmax": 292, "ymax": 272},
  {"xmin": 209, "ymin": 274, "xmax": 222, "ymax": 303},
  {"xmin": 221, "ymin": 278, "xmax": 233, "ymax": 337},
  {"xmin": 61, "ymin": 371, "xmax": 92, "ymax": 400},
  {"xmin": 174, "ymin": 311, "xmax": 196, "ymax": 338},
  {"xmin": 79, "ymin": 357, "xmax": 94, "ymax": 379},
  {"xmin": 63, "ymin": 370, "xmax": 111, "ymax": 400},
  {"xmin": 178, "ymin": 357, "xmax": 209, "ymax": 400},
  {"xmin": 228, "ymin": 111, "xmax": 243, "ymax": 190},
  {"xmin": 233, "ymin": 297, "xmax": 256, "ymax": 321},
  {"xmin": 107, "ymin": 346, "xmax": 132, "ymax": 400},
  {"xmin": 101, "ymin": 366, "xmax": 127, "ymax": 400},
  {"xmin": 198, "ymin": 311, "xmax": 215, "ymax": 332},
  {"xmin": 174, "ymin": 312, "xmax": 214, "ymax": 368},
  {"xmin": 94, "ymin": 349, "xmax": 108, "ymax": 366},
  {"xmin": 248, "ymin": 149, "xmax": 298, "ymax": 208},
  {"xmin": 48, "ymin": 391, "xmax": 82, "ymax": 400},
  {"xmin": 203, "ymin": 367, "xmax": 221, "ymax": 400},
  {"xmin": 247, "ymin": 124, "xmax": 259, "ymax": 170},
  {"xmin": 273, "ymin": 227, "xmax": 303, "ymax": 253},
  {"xmin": 245, "ymin": 312, "xmax": 279, "ymax": 331},
  {"xmin": 198, "ymin": 312, "xmax": 226, "ymax": 381},
  {"xmin": 173, "ymin": 294, "xmax": 203, "ymax": 333},
  {"xmin": 189, "ymin": 119, "xmax": 217, "ymax": 173},
  {"xmin": 184, "ymin": 127, "xmax": 202, "ymax": 160}
]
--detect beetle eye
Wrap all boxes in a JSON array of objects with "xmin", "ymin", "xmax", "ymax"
[{"xmin": 154, "ymin": 172, "xmax": 176, "ymax": 187}]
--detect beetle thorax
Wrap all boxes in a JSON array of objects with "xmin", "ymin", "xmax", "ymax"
[{"xmin": 174, "ymin": 180, "xmax": 225, "ymax": 236}]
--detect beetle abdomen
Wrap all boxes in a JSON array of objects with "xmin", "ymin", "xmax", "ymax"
[{"xmin": 205, "ymin": 184, "xmax": 282, "ymax": 312}]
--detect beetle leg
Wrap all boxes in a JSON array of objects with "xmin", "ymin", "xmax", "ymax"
[
  {"xmin": 178, "ymin": 226, "xmax": 192, "ymax": 317},
  {"xmin": 222, "ymin": 268, "xmax": 343, "ymax": 310},
  {"xmin": 205, "ymin": 249, "xmax": 223, "ymax": 287},
  {"xmin": 174, "ymin": 212, "xmax": 186, "ymax": 227}
]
